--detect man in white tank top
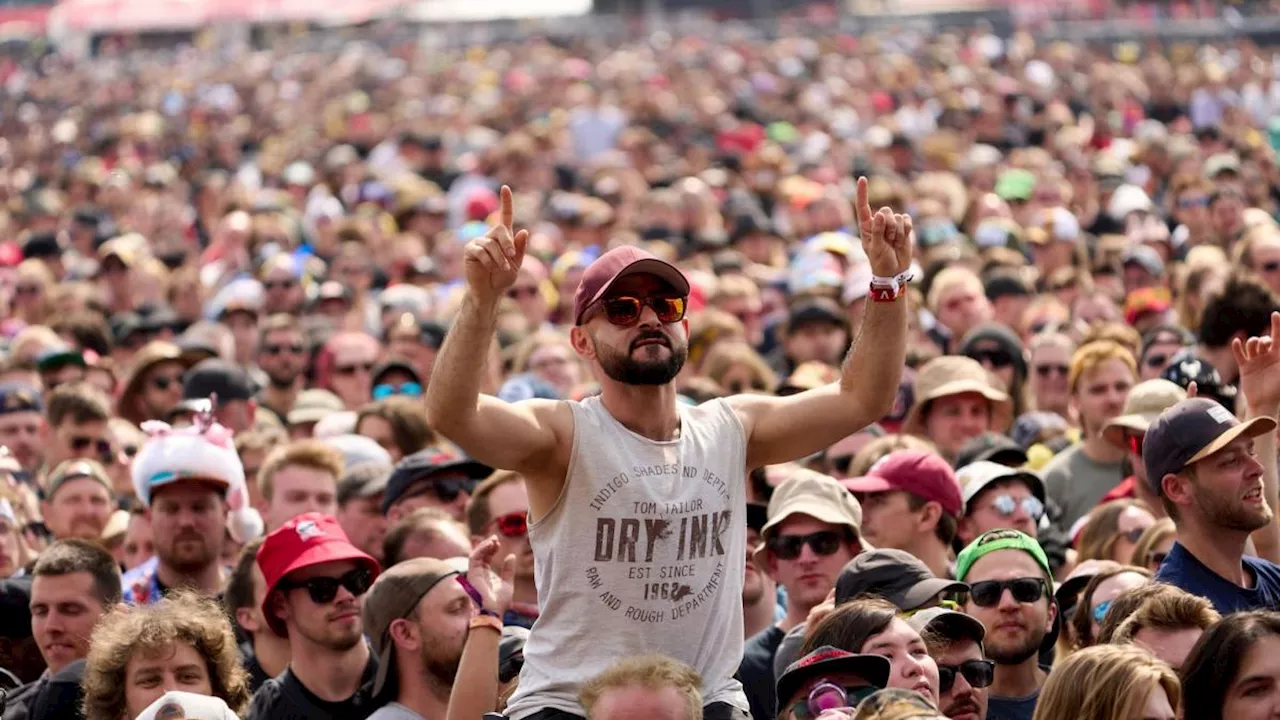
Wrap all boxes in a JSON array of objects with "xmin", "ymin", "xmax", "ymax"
[{"xmin": 424, "ymin": 181, "xmax": 913, "ymax": 720}]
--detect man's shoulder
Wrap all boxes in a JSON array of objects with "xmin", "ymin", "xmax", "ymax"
[
  {"xmin": 1039, "ymin": 445, "xmax": 1078, "ymax": 483},
  {"xmin": 245, "ymin": 676, "xmax": 285, "ymax": 720},
  {"xmin": 367, "ymin": 703, "xmax": 424, "ymax": 720}
]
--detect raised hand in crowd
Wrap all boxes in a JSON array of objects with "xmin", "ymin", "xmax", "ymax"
[
  {"xmin": 1233, "ymin": 310, "xmax": 1280, "ymax": 563},
  {"xmin": 447, "ymin": 536, "xmax": 516, "ymax": 720}
]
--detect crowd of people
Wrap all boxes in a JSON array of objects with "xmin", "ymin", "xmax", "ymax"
[{"xmin": 0, "ymin": 14, "xmax": 1278, "ymax": 720}]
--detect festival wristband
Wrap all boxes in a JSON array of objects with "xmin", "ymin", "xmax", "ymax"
[
  {"xmin": 470, "ymin": 615, "xmax": 503, "ymax": 633},
  {"xmin": 457, "ymin": 574, "xmax": 503, "ymax": 618}
]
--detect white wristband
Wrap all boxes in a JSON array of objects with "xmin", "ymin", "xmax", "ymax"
[{"xmin": 869, "ymin": 271, "xmax": 914, "ymax": 294}]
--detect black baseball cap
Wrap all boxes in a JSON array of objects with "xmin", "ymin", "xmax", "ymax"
[
  {"xmin": 21, "ymin": 232, "xmax": 59, "ymax": 260},
  {"xmin": 1143, "ymin": 398, "xmax": 1276, "ymax": 494},
  {"xmin": 381, "ymin": 447, "xmax": 493, "ymax": 515},
  {"xmin": 747, "ymin": 502, "xmax": 768, "ymax": 533},
  {"xmin": 834, "ymin": 548, "xmax": 966, "ymax": 608},
  {"xmin": 182, "ymin": 359, "xmax": 256, "ymax": 403},
  {"xmin": 776, "ymin": 646, "xmax": 889, "ymax": 710},
  {"xmin": 954, "ymin": 432, "xmax": 1028, "ymax": 469}
]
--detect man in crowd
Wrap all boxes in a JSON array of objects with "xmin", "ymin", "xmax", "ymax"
[
  {"xmin": 382, "ymin": 447, "xmax": 492, "ymax": 524},
  {"xmin": 956, "ymin": 461, "xmax": 1046, "ymax": 545},
  {"xmin": 739, "ymin": 470, "xmax": 865, "ymax": 720},
  {"xmin": 579, "ymin": 656, "xmax": 706, "ymax": 720},
  {"xmin": 255, "ymin": 314, "xmax": 309, "ymax": 427},
  {"xmin": 42, "ymin": 460, "xmax": 114, "ymax": 542},
  {"xmin": 4, "ymin": 540, "xmax": 121, "ymax": 720},
  {"xmin": 258, "ymin": 439, "xmax": 343, "ymax": 532},
  {"xmin": 845, "ymin": 449, "xmax": 964, "ymax": 578},
  {"xmin": 362, "ymin": 558, "xmax": 471, "ymax": 720},
  {"xmin": 40, "ymin": 384, "xmax": 113, "ymax": 474},
  {"xmin": 1097, "ymin": 378, "xmax": 1187, "ymax": 512},
  {"xmin": 1111, "ymin": 587, "xmax": 1220, "ymax": 672},
  {"xmin": 249, "ymin": 512, "xmax": 382, "ymax": 719},
  {"xmin": 465, "ymin": 470, "xmax": 537, "ymax": 628},
  {"xmin": 337, "ymin": 462, "xmax": 391, "ymax": 565},
  {"xmin": 1042, "ymin": 340, "xmax": 1136, "ymax": 527},
  {"xmin": 0, "ymin": 383, "xmax": 44, "ymax": 475},
  {"xmin": 225, "ymin": 538, "xmax": 290, "ymax": 692},
  {"xmin": 908, "ymin": 607, "xmax": 991, "ymax": 720},
  {"xmin": 955, "ymin": 530, "xmax": 1057, "ymax": 720},
  {"xmin": 742, "ymin": 503, "xmax": 779, "ymax": 641}
]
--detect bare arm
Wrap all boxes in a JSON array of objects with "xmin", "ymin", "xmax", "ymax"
[
  {"xmin": 446, "ymin": 538, "xmax": 514, "ymax": 720},
  {"xmin": 733, "ymin": 177, "xmax": 911, "ymax": 469},
  {"xmin": 424, "ymin": 186, "xmax": 562, "ymax": 475},
  {"xmin": 1235, "ymin": 313, "xmax": 1280, "ymax": 561}
]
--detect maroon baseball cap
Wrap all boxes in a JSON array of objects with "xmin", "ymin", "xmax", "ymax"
[
  {"xmin": 572, "ymin": 246, "xmax": 690, "ymax": 325},
  {"xmin": 843, "ymin": 449, "xmax": 964, "ymax": 518}
]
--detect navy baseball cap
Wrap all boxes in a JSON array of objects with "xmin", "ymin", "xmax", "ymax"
[
  {"xmin": 381, "ymin": 447, "xmax": 493, "ymax": 514},
  {"xmin": 1143, "ymin": 398, "xmax": 1276, "ymax": 494}
]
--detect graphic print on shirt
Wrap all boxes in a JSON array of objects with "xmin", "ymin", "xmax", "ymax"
[{"xmin": 587, "ymin": 462, "xmax": 734, "ymax": 624}]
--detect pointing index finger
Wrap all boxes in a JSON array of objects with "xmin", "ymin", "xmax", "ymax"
[
  {"xmin": 855, "ymin": 176, "xmax": 872, "ymax": 232},
  {"xmin": 500, "ymin": 185, "xmax": 514, "ymax": 231}
]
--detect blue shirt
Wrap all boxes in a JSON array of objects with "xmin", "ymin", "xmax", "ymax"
[{"xmin": 1155, "ymin": 541, "xmax": 1280, "ymax": 615}]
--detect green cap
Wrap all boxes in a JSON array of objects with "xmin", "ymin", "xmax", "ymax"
[
  {"xmin": 954, "ymin": 529, "xmax": 1052, "ymax": 584},
  {"xmin": 994, "ymin": 169, "xmax": 1035, "ymax": 202}
]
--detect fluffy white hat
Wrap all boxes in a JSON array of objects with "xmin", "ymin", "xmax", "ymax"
[{"xmin": 132, "ymin": 419, "xmax": 245, "ymax": 507}]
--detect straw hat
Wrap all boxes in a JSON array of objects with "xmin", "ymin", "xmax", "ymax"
[{"xmin": 902, "ymin": 356, "xmax": 1012, "ymax": 435}]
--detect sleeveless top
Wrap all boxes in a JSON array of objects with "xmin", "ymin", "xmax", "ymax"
[{"xmin": 504, "ymin": 396, "xmax": 749, "ymax": 719}]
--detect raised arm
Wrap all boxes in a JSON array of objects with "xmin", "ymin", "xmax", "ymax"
[
  {"xmin": 1234, "ymin": 312, "xmax": 1280, "ymax": 562},
  {"xmin": 447, "ymin": 537, "xmax": 515, "ymax": 720},
  {"xmin": 424, "ymin": 186, "xmax": 565, "ymax": 475},
  {"xmin": 732, "ymin": 177, "xmax": 911, "ymax": 470}
]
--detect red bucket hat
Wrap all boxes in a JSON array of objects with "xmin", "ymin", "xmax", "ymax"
[{"xmin": 256, "ymin": 513, "xmax": 381, "ymax": 636}]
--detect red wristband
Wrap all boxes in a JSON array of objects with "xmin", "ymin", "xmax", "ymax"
[{"xmin": 870, "ymin": 285, "xmax": 902, "ymax": 302}]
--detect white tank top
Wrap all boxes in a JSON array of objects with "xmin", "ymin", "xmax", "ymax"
[{"xmin": 504, "ymin": 396, "xmax": 749, "ymax": 719}]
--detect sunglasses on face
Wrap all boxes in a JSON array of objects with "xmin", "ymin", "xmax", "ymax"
[
  {"xmin": 987, "ymin": 494, "xmax": 1045, "ymax": 522},
  {"xmin": 938, "ymin": 659, "xmax": 995, "ymax": 694},
  {"xmin": 282, "ymin": 568, "xmax": 373, "ymax": 604},
  {"xmin": 597, "ymin": 296, "xmax": 687, "ymax": 326},
  {"xmin": 264, "ymin": 279, "xmax": 297, "ymax": 291},
  {"xmin": 967, "ymin": 577, "xmax": 1048, "ymax": 607},
  {"xmin": 507, "ymin": 286, "xmax": 539, "ymax": 299},
  {"xmin": 1178, "ymin": 196, "xmax": 1210, "ymax": 209},
  {"xmin": 1264, "ymin": 261, "xmax": 1280, "ymax": 274},
  {"xmin": 1092, "ymin": 599, "xmax": 1113, "ymax": 625},
  {"xmin": 1034, "ymin": 364, "xmax": 1068, "ymax": 378},
  {"xmin": 71, "ymin": 436, "xmax": 114, "ymax": 462},
  {"xmin": 263, "ymin": 343, "xmax": 305, "ymax": 356},
  {"xmin": 491, "ymin": 510, "xmax": 529, "ymax": 538},
  {"xmin": 13, "ymin": 285, "xmax": 40, "ymax": 296},
  {"xmin": 149, "ymin": 374, "xmax": 183, "ymax": 391},
  {"xmin": 372, "ymin": 382, "xmax": 423, "ymax": 400},
  {"xmin": 767, "ymin": 530, "xmax": 847, "ymax": 560},
  {"xmin": 1143, "ymin": 353, "xmax": 1169, "ymax": 369},
  {"xmin": 828, "ymin": 454, "xmax": 854, "ymax": 476},
  {"xmin": 405, "ymin": 476, "xmax": 480, "ymax": 505},
  {"xmin": 790, "ymin": 682, "xmax": 879, "ymax": 720},
  {"xmin": 334, "ymin": 362, "xmax": 375, "ymax": 376},
  {"xmin": 1120, "ymin": 526, "xmax": 1150, "ymax": 544},
  {"xmin": 967, "ymin": 349, "xmax": 1014, "ymax": 369}
]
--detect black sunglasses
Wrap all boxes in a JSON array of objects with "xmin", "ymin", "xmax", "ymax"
[
  {"xmin": 967, "ymin": 349, "xmax": 1013, "ymax": 369},
  {"xmin": 1143, "ymin": 353, "xmax": 1169, "ymax": 369},
  {"xmin": 404, "ymin": 476, "xmax": 480, "ymax": 505},
  {"xmin": 967, "ymin": 577, "xmax": 1048, "ymax": 607},
  {"xmin": 938, "ymin": 659, "xmax": 995, "ymax": 694},
  {"xmin": 767, "ymin": 530, "xmax": 848, "ymax": 560},
  {"xmin": 334, "ymin": 362, "xmax": 375, "ymax": 376},
  {"xmin": 263, "ymin": 343, "xmax": 305, "ymax": 356},
  {"xmin": 71, "ymin": 436, "xmax": 114, "ymax": 463},
  {"xmin": 149, "ymin": 374, "xmax": 183, "ymax": 391},
  {"xmin": 1034, "ymin": 363, "xmax": 1068, "ymax": 378},
  {"xmin": 282, "ymin": 568, "xmax": 373, "ymax": 604}
]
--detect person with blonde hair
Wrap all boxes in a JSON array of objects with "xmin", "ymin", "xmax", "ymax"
[
  {"xmin": 1032, "ymin": 644, "xmax": 1178, "ymax": 720},
  {"xmin": 1129, "ymin": 518, "xmax": 1176, "ymax": 571},
  {"xmin": 1041, "ymin": 341, "xmax": 1137, "ymax": 527},
  {"xmin": 927, "ymin": 267, "xmax": 993, "ymax": 349},
  {"xmin": 701, "ymin": 342, "xmax": 778, "ymax": 395},
  {"xmin": 257, "ymin": 439, "xmax": 344, "ymax": 532},
  {"xmin": 579, "ymin": 655, "xmax": 705, "ymax": 720},
  {"xmin": 82, "ymin": 591, "xmax": 251, "ymax": 720}
]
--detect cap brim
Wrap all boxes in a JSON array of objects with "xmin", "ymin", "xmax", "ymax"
[
  {"xmin": 1101, "ymin": 413, "xmax": 1154, "ymax": 448},
  {"xmin": 964, "ymin": 470, "xmax": 1046, "ymax": 506},
  {"xmin": 1187, "ymin": 416, "xmax": 1278, "ymax": 466},
  {"xmin": 147, "ymin": 476, "xmax": 231, "ymax": 503},
  {"xmin": 840, "ymin": 476, "xmax": 895, "ymax": 494},
  {"xmin": 441, "ymin": 460, "xmax": 494, "ymax": 480},
  {"xmin": 900, "ymin": 578, "xmax": 968, "ymax": 610},
  {"xmin": 903, "ymin": 381, "xmax": 1012, "ymax": 434},
  {"xmin": 580, "ymin": 257, "xmax": 691, "ymax": 323},
  {"xmin": 776, "ymin": 655, "xmax": 891, "ymax": 708},
  {"xmin": 759, "ymin": 500, "xmax": 860, "ymax": 541},
  {"xmin": 287, "ymin": 410, "xmax": 329, "ymax": 425},
  {"xmin": 907, "ymin": 608, "xmax": 985, "ymax": 643}
]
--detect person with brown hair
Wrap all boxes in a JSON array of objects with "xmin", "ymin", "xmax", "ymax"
[
  {"xmin": 1110, "ymin": 586, "xmax": 1219, "ymax": 671},
  {"xmin": 257, "ymin": 439, "xmax": 343, "ymax": 532},
  {"xmin": 354, "ymin": 397, "xmax": 435, "ymax": 463},
  {"xmin": 1074, "ymin": 500, "xmax": 1158, "ymax": 565},
  {"xmin": 1031, "ymin": 644, "xmax": 1178, "ymax": 720},
  {"xmin": 466, "ymin": 470, "xmax": 537, "ymax": 628},
  {"xmin": 222, "ymin": 538, "xmax": 288, "ymax": 693},
  {"xmin": 82, "ymin": 591, "xmax": 251, "ymax": 720},
  {"xmin": 40, "ymin": 382, "xmax": 113, "ymax": 473},
  {"xmin": 1067, "ymin": 565, "xmax": 1152, "ymax": 655}
]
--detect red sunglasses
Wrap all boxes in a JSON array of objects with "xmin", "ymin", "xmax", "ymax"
[
  {"xmin": 598, "ymin": 296, "xmax": 687, "ymax": 326},
  {"xmin": 492, "ymin": 511, "xmax": 529, "ymax": 538},
  {"xmin": 1127, "ymin": 434, "xmax": 1143, "ymax": 455}
]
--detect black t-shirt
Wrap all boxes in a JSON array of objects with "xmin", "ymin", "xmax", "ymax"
[
  {"xmin": 245, "ymin": 653, "xmax": 380, "ymax": 720},
  {"xmin": 26, "ymin": 659, "xmax": 84, "ymax": 720},
  {"xmin": 240, "ymin": 641, "xmax": 273, "ymax": 694},
  {"xmin": 738, "ymin": 625, "xmax": 785, "ymax": 720}
]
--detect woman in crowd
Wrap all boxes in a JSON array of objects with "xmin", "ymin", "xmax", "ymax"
[
  {"xmin": 1068, "ymin": 564, "xmax": 1152, "ymax": 655},
  {"xmin": 1033, "ymin": 644, "xmax": 1178, "ymax": 720},
  {"xmin": 800, "ymin": 597, "xmax": 941, "ymax": 707},
  {"xmin": 1182, "ymin": 611, "xmax": 1280, "ymax": 720},
  {"xmin": 1075, "ymin": 500, "xmax": 1158, "ymax": 565},
  {"xmin": 83, "ymin": 591, "xmax": 251, "ymax": 720},
  {"xmin": 1130, "ymin": 518, "xmax": 1176, "ymax": 572}
]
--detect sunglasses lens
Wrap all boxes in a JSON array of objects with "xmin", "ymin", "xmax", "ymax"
[
  {"xmin": 808, "ymin": 532, "xmax": 840, "ymax": 556},
  {"xmin": 372, "ymin": 384, "xmax": 393, "ymax": 400},
  {"xmin": 1011, "ymin": 578, "xmax": 1044, "ymax": 603},
  {"xmin": 963, "ymin": 661, "xmax": 995, "ymax": 689},
  {"xmin": 992, "ymin": 495, "xmax": 1015, "ymax": 516},
  {"xmin": 655, "ymin": 297, "xmax": 686, "ymax": 323},
  {"xmin": 969, "ymin": 581, "xmax": 1001, "ymax": 607},
  {"xmin": 1025, "ymin": 497, "xmax": 1045, "ymax": 521},
  {"xmin": 771, "ymin": 537, "xmax": 803, "ymax": 560},
  {"xmin": 402, "ymin": 382, "xmax": 423, "ymax": 397},
  {"xmin": 498, "ymin": 512, "xmax": 528, "ymax": 537},
  {"xmin": 938, "ymin": 667, "xmax": 956, "ymax": 694},
  {"xmin": 341, "ymin": 569, "xmax": 372, "ymax": 597},
  {"xmin": 306, "ymin": 578, "xmax": 340, "ymax": 604},
  {"xmin": 604, "ymin": 298, "xmax": 642, "ymax": 325}
]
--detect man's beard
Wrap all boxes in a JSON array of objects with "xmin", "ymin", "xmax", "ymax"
[
  {"xmin": 1199, "ymin": 488, "xmax": 1272, "ymax": 532},
  {"xmin": 420, "ymin": 631, "xmax": 465, "ymax": 686},
  {"xmin": 157, "ymin": 533, "xmax": 219, "ymax": 574},
  {"xmin": 597, "ymin": 332, "xmax": 687, "ymax": 386},
  {"xmin": 266, "ymin": 368, "xmax": 300, "ymax": 389},
  {"xmin": 986, "ymin": 626, "xmax": 1045, "ymax": 666}
]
